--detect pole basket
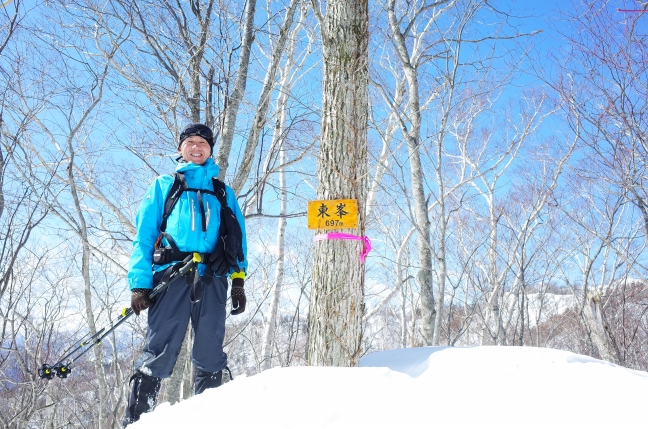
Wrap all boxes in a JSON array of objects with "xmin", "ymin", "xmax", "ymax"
[
  {"xmin": 38, "ymin": 364, "xmax": 56, "ymax": 380},
  {"xmin": 53, "ymin": 363, "xmax": 71, "ymax": 378},
  {"xmin": 39, "ymin": 363, "xmax": 72, "ymax": 379}
]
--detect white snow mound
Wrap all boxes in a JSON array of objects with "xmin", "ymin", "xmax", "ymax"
[{"xmin": 132, "ymin": 346, "xmax": 648, "ymax": 429}]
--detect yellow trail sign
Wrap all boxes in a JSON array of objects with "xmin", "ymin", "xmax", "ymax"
[{"xmin": 307, "ymin": 199, "xmax": 358, "ymax": 230}]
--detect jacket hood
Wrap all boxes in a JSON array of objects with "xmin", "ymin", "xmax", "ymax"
[{"xmin": 175, "ymin": 157, "xmax": 221, "ymax": 177}]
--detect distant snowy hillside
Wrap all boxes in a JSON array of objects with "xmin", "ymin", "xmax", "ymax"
[{"xmin": 520, "ymin": 292, "xmax": 577, "ymax": 328}]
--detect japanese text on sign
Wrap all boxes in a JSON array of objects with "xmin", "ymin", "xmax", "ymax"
[{"xmin": 307, "ymin": 199, "xmax": 358, "ymax": 230}]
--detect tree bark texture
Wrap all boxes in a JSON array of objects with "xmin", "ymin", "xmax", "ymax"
[
  {"xmin": 582, "ymin": 291, "xmax": 621, "ymax": 365},
  {"xmin": 307, "ymin": 0, "xmax": 369, "ymax": 367},
  {"xmin": 0, "ymin": 146, "xmax": 4, "ymax": 219}
]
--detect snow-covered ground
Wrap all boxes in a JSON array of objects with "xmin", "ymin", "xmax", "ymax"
[{"xmin": 131, "ymin": 346, "xmax": 648, "ymax": 429}]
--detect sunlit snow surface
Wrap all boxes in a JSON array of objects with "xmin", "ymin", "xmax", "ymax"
[{"xmin": 132, "ymin": 346, "xmax": 648, "ymax": 428}]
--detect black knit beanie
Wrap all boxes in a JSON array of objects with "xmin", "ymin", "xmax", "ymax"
[{"xmin": 178, "ymin": 123, "xmax": 214, "ymax": 152}]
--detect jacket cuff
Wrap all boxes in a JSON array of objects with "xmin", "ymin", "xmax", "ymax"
[
  {"xmin": 230, "ymin": 270, "xmax": 246, "ymax": 280},
  {"xmin": 129, "ymin": 283, "xmax": 153, "ymax": 291}
]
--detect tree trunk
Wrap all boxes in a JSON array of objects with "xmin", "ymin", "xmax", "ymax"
[
  {"xmin": 307, "ymin": 0, "xmax": 369, "ymax": 367},
  {"xmin": 231, "ymin": 0, "xmax": 300, "ymax": 194},
  {"xmin": 0, "ymin": 146, "xmax": 4, "ymax": 219},
  {"xmin": 182, "ymin": 330, "xmax": 195, "ymax": 400},
  {"xmin": 365, "ymin": 78, "xmax": 404, "ymax": 219},
  {"xmin": 67, "ymin": 151, "xmax": 108, "ymax": 427},
  {"xmin": 260, "ymin": 15, "xmax": 300, "ymax": 369},
  {"xmin": 261, "ymin": 160, "xmax": 287, "ymax": 370},
  {"xmin": 216, "ymin": 0, "xmax": 257, "ymax": 178},
  {"xmin": 387, "ymin": 0, "xmax": 436, "ymax": 344},
  {"xmin": 400, "ymin": 281, "xmax": 408, "ymax": 348},
  {"xmin": 163, "ymin": 325, "xmax": 192, "ymax": 404},
  {"xmin": 582, "ymin": 291, "xmax": 620, "ymax": 365},
  {"xmin": 480, "ymin": 189, "xmax": 507, "ymax": 346}
]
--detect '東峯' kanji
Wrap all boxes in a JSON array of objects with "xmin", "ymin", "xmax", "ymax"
[
  {"xmin": 335, "ymin": 203, "xmax": 348, "ymax": 219},
  {"xmin": 317, "ymin": 203, "xmax": 331, "ymax": 218}
]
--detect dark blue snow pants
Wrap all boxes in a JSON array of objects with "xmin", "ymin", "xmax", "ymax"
[{"xmin": 134, "ymin": 269, "xmax": 229, "ymax": 378}]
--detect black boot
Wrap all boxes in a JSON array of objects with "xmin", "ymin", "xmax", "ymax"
[
  {"xmin": 194, "ymin": 369, "xmax": 222, "ymax": 395},
  {"xmin": 123, "ymin": 371, "xmax": 162, "ymax": 427}
]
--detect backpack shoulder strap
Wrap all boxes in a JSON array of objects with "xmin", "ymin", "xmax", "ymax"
[
  {"xmin": 160, "ymin": 172, "xmax": 187, "ymax": 232},
  {"xmin": 211, "ymin": 177, "xmax": 228, "ymax": 208}
]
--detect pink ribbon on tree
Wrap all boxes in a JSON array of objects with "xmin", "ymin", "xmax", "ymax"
[{"xmin": 314, "ymin": 233, "xmax": 372, "ymax": 263}]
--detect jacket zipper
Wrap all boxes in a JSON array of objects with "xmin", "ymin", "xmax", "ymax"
[{"xmin": 191, "ymin": 198, "xmax": 196, "ymax": 231}]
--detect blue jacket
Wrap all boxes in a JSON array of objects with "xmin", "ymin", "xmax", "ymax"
[{"xmin": 128, "ymin": 158, "xmax": 247, "ymax": 290}]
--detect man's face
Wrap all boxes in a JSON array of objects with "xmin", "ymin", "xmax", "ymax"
[{"xmin": 179, "ymin": 135, "xmax": 211, "ymax": 164}]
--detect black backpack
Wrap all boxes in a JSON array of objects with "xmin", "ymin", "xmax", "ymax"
[{"xmin": 155, "ymin": 172, "xmax": 244, "ymax": 276}]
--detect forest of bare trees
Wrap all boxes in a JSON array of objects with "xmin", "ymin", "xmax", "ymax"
[{"xmin": 1, "ymin": 0, "xmax": 647, "ymax": 427}]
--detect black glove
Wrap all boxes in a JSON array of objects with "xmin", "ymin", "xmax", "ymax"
[
  {"xmin": 131, "ymin": 288, "xmax": 154, "ymax": 315},
  {"xmin": 231, "ymin": 278, "xmax": 246, "ymax": 315}
]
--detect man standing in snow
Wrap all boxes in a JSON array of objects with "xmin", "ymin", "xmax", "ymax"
[{"xmin": 123, "ymin": 123, "xmax": 248, "ymax": 427}]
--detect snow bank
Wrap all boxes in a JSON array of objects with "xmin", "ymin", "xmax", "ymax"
[{"xmin": 132, "ymin": 346, "xmax": 648, "ymax": 429}]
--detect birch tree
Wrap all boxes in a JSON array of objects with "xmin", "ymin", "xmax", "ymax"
[
  {"xmin": 540, "ymin": 0, "xmax": 648, "ymax": 364},
  {"xmin": 307, "ymin": 0, "xmax": 369, "ymax": 366},
  {"xmin": 466, "ymin": 95, "xmax": 548, "ymax": 345},
  {"xmin": 497, "ymin": 136, "xmax": 576, "ymax": 345},
  {"xmin": 555, "ymin": 173, "xmax": 625, "ymax": 364},
  {"xmin": 1, "ymin": 0, "xmax": 27, "ymax": 221},
  {"xmin": 216, "ymin": 0, "xmax": 257, "ymax": 177},
  {"xmin": 259, "ymin": 2, "xmax": 306, "ymax": 371},
  {"xmin": 372, "ymin": 0, "xmax": 545, "ymax": 345},
  {"xmin": 88, "ymin": 0, "xmax": 220, "ymax": 147},
  {"xmin": 0, "ymin": 124, "xmax": 55, "ymax": 429},
  {"xmin": 230, "ymin": 0, "xmax": 300, "ymax": 194},
  {"xmin": 551, "ymin": 0, "xmax": 648, "ymax": 246},
  {"xmin": 1, "ymin": 4, "xmax": 142, "ymax": 424},
  {"xmin": 384, "ymin": 0, "xmax": 456, "ymax": 345}
]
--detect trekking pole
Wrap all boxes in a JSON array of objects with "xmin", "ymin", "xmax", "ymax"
[{"xmin": 39, "ymin": 253, "xmax": 199, "ymax": 380}]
